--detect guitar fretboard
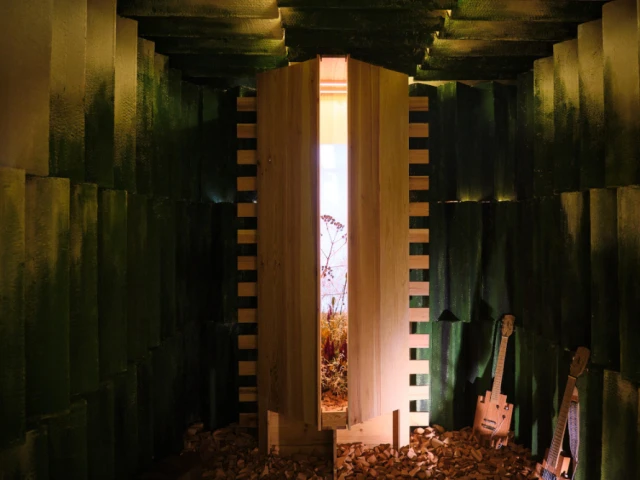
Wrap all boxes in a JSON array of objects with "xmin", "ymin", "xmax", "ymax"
[
  {"xmin": 547, "ymin": 375, "xmax": 577, "ymax": 468},
  {"xmin": 490, "ymin": 336, "xmax": 509, "ymax": 403}
]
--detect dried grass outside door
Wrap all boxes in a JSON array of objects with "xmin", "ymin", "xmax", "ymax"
[
  {"xmin": 348, "ymin": 59, "xmax": 410, "ymax": 434},
  {"xmin": 256, "ymin": 58, "xmax": 320, "ymax": 451}
]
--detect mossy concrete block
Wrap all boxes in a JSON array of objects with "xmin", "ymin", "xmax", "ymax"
[
  {"xmin": 601, "ymin": 370, "xmax": 638, "ymax": 479},
  {"xmin": 559, "ymin": 191, "xmax": 590, "ymax": 350},
  {"xmin": 85, "ymin": 0, "xmax": 116, "ymax": 187},
  {"xmin": 211, "ymin": 203, "xmax": 238, "ymax": 324},
  {"xmin": 153, "ymin": 54, "xmax": 171, "ymax": 198},
  {"xmin": 491, "ymin": 83, "xmax": 517, "ymax": 201},
  {"xmin": 176, "ymin": 202, "xmax": 192, "ymax": 329},
  {"xmin": 127, "ymin": 194, "xmax": 149, "ymax": 360},
  {"xmin": 434, "ymin": 83, "xmax": 458, "ymax": 202},
  {"xmin": 155, "ymin": 198, "xmax": 176, "ymax": 339},
  {"xmin": 98, "ymin": 189, "xmax": 128, "ymax": 379},
  {"xmin": 46, "ymin": 399, "xmax": 88, "ymax": 480},
  {"xmin": 84, "ymin": 382, "xmax": 115, "ymax": 480},
  {"xmin": 617, "ymin": 186, "xmax": 640, "ymax": 383},
  {"xmin": 168, "ymin": 68, "xmax": 183, "ymax": 201},
  {"xmin": 578, "ymin": 20, "xmax": 605, "ymax": 189},
  {"xmin": 136, "ymin": 38, "xmax": 155, "ymax": 195},
  {"xmin": 50, "ymin": 0, "xmax": 87, "ymax": 182},
  {"xmin": 25, "ymin": 176, "xmax": 71, "ymax": 418},
  {"xmin": 152, "ymin": 340, "xmax": 179, "ymax": 459},
  {"xmin": 114, "ymin": 16, "xmax": 138, "ymax": 193},
  {"xmin": 0, "ymin": 427, "xmax": 50, "ymax": 479},
  {"xmin": 533, "ymin": 57, "xmax": 555, "ymax": 197},
  {"xmin": 553, "ymin": 39, "xmax": 580, "ymax": 192},
  {"xmin": 530, "ymin": 336, "xmax": 559, "ymax": 458},
  {"xmin": 590, "ymin": 188, "xmax": 619, "ymax": 369},
  {"xmin": 603, "ymin": 0, "xmax": 640, "ymax": 186},
  {"xmin": 182, "ymin": 82, "xmax": 201, "ymax": 201},
  {"xmin": 514, "ymin": 330, "xmax": 533, "ymax": 446},
  {"xmin": 0, "ymin": 0, "xmax": 52, "ymax": 176},
  {"xmin": 0, "ymin": 168, "xmax": 26, "ymax": 448},
  {"xmin": 70, "ymin": 183, "xmax": 99, "ymax": 396},
  {"xmin": 183, "ymin": 321, "xmax": 203, "ymax": 426},
  {"xmin": 514, "ymin": 200, "xmax": 535, "ymax": 330},
  {"xmin": 114, "ymin": 368, "xmax": 138, "ymax": 479},
  {"xmin": 575, "ymin": 368, "xmax": 603, "ymax": 480},
  {"xmin": 146, "ymin": 199, "xmax": 163, "ymax": 347}
]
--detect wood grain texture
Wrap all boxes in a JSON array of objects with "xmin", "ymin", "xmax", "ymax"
[
  {"xmin": 237, "ymin": 203, "xmax": 257, "ymax": 217},
  {"xmin": 348, "ymin": 59, "xmax": 409, "ymax": 434},
  {"xmin": 409, "ymin": 97, "xmax": 429, "ymax": 111},
  {"xmin": 256, "ymin": 59, "xmax": 320, "ymax": 447},
  {"xmin": 237, "ymin": 150, "xmax": 257, "ymax": 165},
  {"xmin": 409, "ymin": 150, "xmax": 429, "ymax": 164},
  {"xmin": 237, "ymin": 123, "xmax": 257, "ymax": 139},
  {"xmin": 237, "ymin": 97, "xmax": 257, "ymax": 112}
]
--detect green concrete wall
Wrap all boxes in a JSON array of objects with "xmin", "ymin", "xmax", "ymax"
[
  {"xmin": 429, "ymin": 2, "xmax": 640, "ymax": 477},
  {"xmin": 0, "ymin": 0, "xmax": 238, "ymax": 476}
]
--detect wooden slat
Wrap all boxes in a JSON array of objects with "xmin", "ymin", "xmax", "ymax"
[
  {"xmin": 409, "ymin": 97, "xmax": 429, "ymax": 111},
  {"xmin": 237, "ymin": 177, "xmax": 257, "ymax": 191},
  {"xmin": 239, "ymin": 387, "xmax": 257, "ymax": 402},
  {"xmin": 348, "ymin": 58, "xmax": 409, "ymax": 432},
  {"xmin": 239, "ymin": 413, "xmax": 257, "ymax": 427},
  {"xmin": 409, "ymin": 150, "xmax": 429, "ymax": 164},
  {"xmin": 409, "ymin": 176, "xmax": 429, "ymax": 190},
  {"xmin": 410, "ymin": 281, "xmax": 429, "ymax": 296},
  {"xmin": 238, "ymin": 256, "xmax": 257, "ymax": 271},
  {"xmin": 237, "ymin": 123, "xmax": 257, "ymax": 138},
  {"xmin": 257, "ymin": 59, "xmax": 320, "ymax": 432},
  {"xmin": 238, "ymin": 308, "xmax": 257, "ymax": 324},
  {"xmin": 409, "ymin": 385, "xmax": 430, "ymax": 401},
  {"xmin": 409, "ymin": 123, "xmax": 429, "ymax": 138},
  {"xmin": 237, "ymin": 97, "xmax": 257, "ymax": 112},
  {"xmin": 409, "ymin": 202, "xmax": 429, "ymax": 217},
  {"xmin": 409, "ymin": 334, "xmax": 430, "ymax": 348},
  {"xmin": 409, "ymin": 411, "xmax": 430, "ymax": 427},
  {"xmin": 409, "ymin": 360, "xmax": 430, "ymax": 375},
  {"xmin": 238, "ymin": 229, "xmax": 257, "ymax": 244},
  {"xmin": 409, "ymin": 229, "xmax": 429, "ymax": 243},
  {"xmin": 238, "ymin": 334, "xmax": 257, "ymax": 350},
  {"xmin": 237, "ymin": 203, "xmax": 257, "ymax": 218},
  {"xmin": 238, "ymin": 282, "xmax": 257, "ymax": 297},
  {"xmin": 237, "ymin": 150, "xmax": 257, "ymax": 165},
  {"xmin": 239, "ymin": 361, "xmax": 256, "ymax": 376},
  {"xmin": 409, "ymin": 255, "xmax": 429, "ymax": 269},
  {"xmin": 321, "ymin": 411, "xmax": 348, "ymax": 430},
  {"xmin": 409, "ymin": 308, "xmax": 429, "ymax": 322}
]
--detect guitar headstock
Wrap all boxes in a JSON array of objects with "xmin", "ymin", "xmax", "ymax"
[
  {"xmin": 569, "ymin": 347, "xmax": 590, "ymax": 377},
  {"xmin": 501, "ymin": 315, "xmax": 515, "ymax": 337}
]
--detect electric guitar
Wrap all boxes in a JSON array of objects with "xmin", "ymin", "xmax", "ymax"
[
  {"xmin": 472, "ymin": 314, "xmax": 515, "ymax": 448},
  {"xmin": 535, "ymin": 346, "xmax": 590, "ymax": 480}
]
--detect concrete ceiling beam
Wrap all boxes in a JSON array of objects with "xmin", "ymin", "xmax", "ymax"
[
  {"xmin": 451, "ymin": 0, "xmax": 605, "ymax": 22},
  {"xmin": 118, "ymin": 0, "xmax": 279, "ymax": 19},
  {"xmin": 134, "ymin": 17, "xmax": 284, "ymax": 39},
  {"xmin": 442, "ymin": 18, "xmax": 578, "ymax": 42},
  {"xmin": 278, "ymin": 0, "xmax": 455, "ymax": 9},
  {"xmin": 150, "ymin": 37, "xmax": 286, "ymax": 56},
  {"xmin": 429, "ymin": 39, "xmax": 553, "ymax": 57},
  {"xmin": 280, "ymin": 8, "xmax": 444, "ymax": 30}
]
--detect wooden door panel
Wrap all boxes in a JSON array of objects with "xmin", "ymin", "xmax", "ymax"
[
  {"xmin": 348, "ymin": 58, "xmax": 409, "ymax": 426},
  {"xmin": 256, "ymin": 59, "xmax": 320, "ymax": 430}
]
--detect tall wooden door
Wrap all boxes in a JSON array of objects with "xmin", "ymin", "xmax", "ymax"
[
  {"xmin": 256, "ymin": 59, "xmax": 320, "ymax": 433},
  {"xmin": 348, "ymin": 58, "xmax": 410, "ymax": 427}
]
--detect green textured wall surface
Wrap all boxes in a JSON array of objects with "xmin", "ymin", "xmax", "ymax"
[
  {"xmin": 491, "ymin": 83, "xmax": 517, "ymax": 201},
  {"xmin": 559, "ymin": 191, "xmax": 590, "ymax": 350},
  {"xmin": 114, "ymin": 368, "xmax": 138, "ymax": 478},
  {"xmin": 575, "ymin": 369, "xmax": 603, "ymax": 480},
  {"xmin": 84, "ymin": 382, "xmax": 115, "ymax": 480},
  {"xmin": 146, "ymin": 199, "xmax": 163, "ymax": 347},
  {"xmin": 126, "ymin": 194, "xmax": 149, "ymax": 360},
  {"xmin": 135, "ymin": 354, "xmax": 153, "ymax": 471},
  {"xmin": 45, "ymin": 400, "xmax": 88, "ymax": 480},
  {"xmin": 168, "ymin": 68, "xmax": 183, "ymax": 200},
  {"xmin": 98, "ymin": 189, "xmax": 128, "ymax": 379},
  {"xmin": 553, "ymin": 39, "xmax": 580, "ymax": 193},
  {"xmin": 516, "ymin": 72, "xmax": 534, "ymax": 199},
  {"xmin": 533, "ymin": 57, "xmax": 555, "ymax": 197},
  {"xmin": 136, "ymin": 38, "xmax": 155, "ymax": 195},
  {"xmin": 601, "ymin": 370, "xmax": 639, "ymax": 478},
  {"xmin": 603, "ymin": 0, "xmax": 640, "ymax": 187},
  {"xmin": 153, "ymin": 54, "xmax": 171, "ymax": 198},
  {"xmin": 0, "ymin": 0, "xmax": 52, "ymax": 176},
  {"xmin": 115, "ymin": 16, "xmax": 138, "ymax": 193},
  {"xmin": 0, "ymin": 168, "xmax": 26, "ymax": 448},
  {"xmin": 182, "ymin": 82, "xmax": 202, "ymax": 201},
  {"xmin": 69, "ymin": 183, "xmax": 99, "ymax": 396},
  {"xmin": 589, "ymin": 188, "xmax": 619, "ymax": 369},
  {"xmin": 578, "ymin": 20, "xmax": 605, "ymax": 190},
  {"xmin": 50, "ymin": 0, "xmax": 87, "ymax": 182},
  {"xmin": 428, "ymin": 202, "xmax": 449, "ymax": 322},
  {"xmin": 25, "ymin": 176, "xmax": 71, "ymax": 418},
  {"xmin": 434, "ymin": 83, "xmax": 457, "ymax": 202},
  {"xmin": 0, "ymin": 427, "xmax": 50, "ymax": 479},
  {"xmin": 617, "ymin": 186, "xmax": 640, "ymax": 384},
  {"xmin": 86, "ymin": 0, "xmax": 116, "ymax": 187}
]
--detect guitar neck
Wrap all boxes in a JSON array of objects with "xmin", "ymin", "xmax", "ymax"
[
  {"xmin": 546, "ymin": 375, "xmax": 577, "ymax": 468},
  {"xmin": 490, "ymin": 336, "xmax": 509, "ymax": 403}
]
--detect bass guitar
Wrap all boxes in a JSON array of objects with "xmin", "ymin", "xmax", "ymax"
[
  {"xmin": 535, "ymin": 346, "xmax": 590, "ymax": 480},
  {"xmin": 472, "ymin": 314, "xmax": 515, "ymax": 448}
]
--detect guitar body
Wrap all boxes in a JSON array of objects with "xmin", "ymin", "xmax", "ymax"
[
  {"xmin": 472, "ymin": 390, "xmax": 513, "ymax": 447},
  {"xmin": 535, "ymin": 449, "xmax": 572, "ymax": 479}
]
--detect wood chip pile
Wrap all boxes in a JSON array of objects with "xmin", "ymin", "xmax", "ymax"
[
  {"xmin": 336, "ymin": 426, "xmax": 539, "ymax": 479},
  {"xmin": 183, "ymin": 423, "xmax": 333, "ymax": 479},
  {"xmin": 182, "ymin": 423, "xmax": 538, "ymax": 480}
]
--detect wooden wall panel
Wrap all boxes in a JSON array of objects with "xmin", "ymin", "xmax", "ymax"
[
  {"xmin": 348, "ymin": 59, "xmax": 409, "ymax": 428},
  {"xmin": 256, "ymin": 59, "xmax": 320, "ymax": 434}
]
